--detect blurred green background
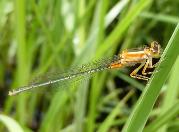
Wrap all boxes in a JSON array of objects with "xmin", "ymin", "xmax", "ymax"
[{"xmin": 0, "ymin": 0, "xmax": 179, "ymax": 132}]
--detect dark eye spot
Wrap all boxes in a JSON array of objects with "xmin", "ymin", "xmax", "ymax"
[
  {"xmin": 152, "ymin": 41, "xmax": 159, "ymax": 53},
  {"xmin": 153, "ymin": 46, "xmax": 158, "ymax": 52},
  {"xmin": 153, "ymin": 41, "xmax": 158, "ymax": 45}
]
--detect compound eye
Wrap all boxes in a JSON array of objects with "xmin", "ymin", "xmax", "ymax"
[{"xmin": 151, "ymin": 41, "xmax": 160, "ymax": 53}]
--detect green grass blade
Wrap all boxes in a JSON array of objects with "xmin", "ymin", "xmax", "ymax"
[
  {"xmin": 14, "ymin": 0, "xmax": 29, "ymax": 125},
  {"xmin": 144, "ymin": 100, "xmax": 179, "ymax": 132},
  {"xmin": 122, "ymin": 23, "xmax": 179, "ymax": 132},
  {"xmin": 96, "ymin": 0, "xmax": 151, "ymax": 58},
  {"xmin": 158, "ymin": 56, "xmax": 179, "ymax": 131},
  {"xmin": 140, "ymin": 12, "xmax": 179, "ymax": 24},
  {"xmin": 97, "ymin": 90, "xmax": 134, "ymax": 132},
  {"xmin": 0, "ymin": 114, "xmax": 23, "ymax": 132}
]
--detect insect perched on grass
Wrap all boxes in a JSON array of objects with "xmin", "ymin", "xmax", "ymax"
[{"xmin": 8, "ymin": 41, "xmax": 162, "ymax": 96}]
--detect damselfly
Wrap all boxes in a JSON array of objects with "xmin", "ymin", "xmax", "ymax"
[{"xmin": 8, "ymin": 41, "xmax": 162, "ymax": 96}]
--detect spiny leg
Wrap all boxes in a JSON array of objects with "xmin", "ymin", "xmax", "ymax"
[
  {"xmin": 130, "ymin": 63, "xmax": 149, "ymax": 81},
  {"xmin": 142, "ymin": 59, "xmax": 154, "ymax": 75},
  {"xmin": 142, "ymin": 58, "xmax": 159, "ymax": 75},
  {"xmin": 142, "ymin": 59, "xmax": 149, "ymax": 75},
  {"xmin": 150, "ymin": 61, "xmax": 159, "ymax": 68},
  {"xmin": 148, "ymin": 57, "xmax": 160, "ymax": 68}
]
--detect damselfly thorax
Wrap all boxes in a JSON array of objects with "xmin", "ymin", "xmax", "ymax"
[{"xmin": 108, "ymin": 41, "xmax": 161, "ymax": 80}]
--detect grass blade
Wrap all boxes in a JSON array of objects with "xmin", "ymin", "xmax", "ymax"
[
  {"xmin": 122, "ymin": 23, "xmax": 179, "ymax": 132},
  {"xmin": 144, "ymin": 100, "xmax": 179, "ymax": 132},
  {"xmin": 0, "ymin": 114, "xmax": 23, "ymax": 132}
]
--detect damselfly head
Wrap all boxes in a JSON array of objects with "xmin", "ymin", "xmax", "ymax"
[{"xmin": 150, "ymin": 41, "xmax": 161, "ymax": 58}]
